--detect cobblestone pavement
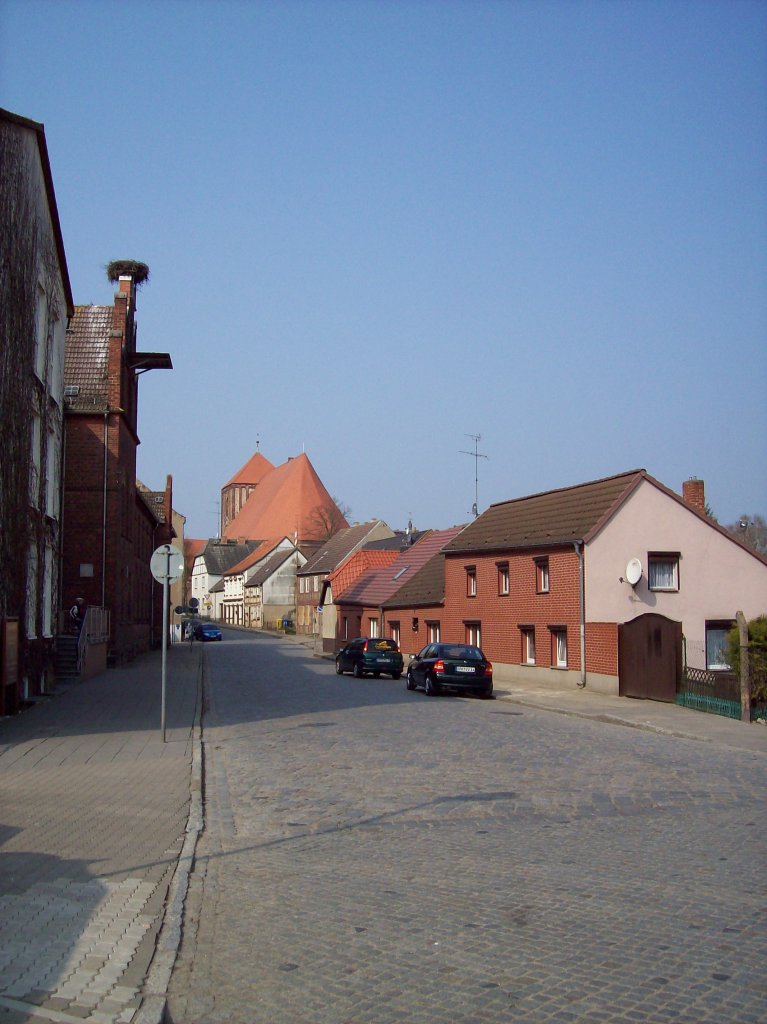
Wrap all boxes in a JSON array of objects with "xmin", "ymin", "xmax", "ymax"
[
  {"xmin": 0, "ymin": 646, "xmax": 201, "ymax": 1024},
  {"xmin": 167, "ymin": 633, "xmax": 767, "ymax": 1024}
]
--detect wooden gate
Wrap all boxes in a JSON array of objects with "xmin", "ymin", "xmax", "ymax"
[{"xmin": 618, "ymin": 613, "xmax": 682, "ymax": 702}]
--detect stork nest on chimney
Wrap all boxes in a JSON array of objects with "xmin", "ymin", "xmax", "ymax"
[{"xmin": 106, "ymin": 260, "xmax": 150, "ymax": 285}]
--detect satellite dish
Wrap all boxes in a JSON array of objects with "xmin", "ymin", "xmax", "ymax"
[{"xmin": 625, "ymin": 558, "xmax": 642, "ymax": 586}]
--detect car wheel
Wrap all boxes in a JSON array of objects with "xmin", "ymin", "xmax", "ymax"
[
  {"xmin": 424, "ymin": 674, "xmax": 439, "ymax": 697},
  {"xmin": 392, "ymin": 671, "xmax": 401, "ymax": 680},
  {"xmin": 335, "ymin": 660, "xmax": 343, "ymax": 675},
  {"xmin": 406, "ymin": 670, "xmax": 416, "ymax": 690},
  {"xmin": 353, "ymin": 662, "xmax": 364, "ymax": 678}
]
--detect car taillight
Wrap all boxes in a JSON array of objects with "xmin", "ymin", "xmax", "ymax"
[
  {"xmin": 484, "ymin": 662, "xmax": 493, "ymax": 677},
  {"xmin": 362, "ymin": 641, "xmax": 368, "ymax": 652},
  {"xmin": 434, "ymin": 659, "xmax": 445, "ymax": 674}
]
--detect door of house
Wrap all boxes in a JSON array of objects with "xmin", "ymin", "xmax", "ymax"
[{"xmin": 618, "ymin": 613, "xmax": 682, "ymax": 702}]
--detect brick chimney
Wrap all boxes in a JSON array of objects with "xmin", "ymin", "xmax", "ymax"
[{"xmin": 682, "ymin": 477, "xmax": 706, "ymax": 515}]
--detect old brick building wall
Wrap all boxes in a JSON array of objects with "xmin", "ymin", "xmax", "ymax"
[
  {"xmin": 0, "ymin": 108, "xmax": 73, "ymax": 706},
  {"xmin": 62, "ymin": 269, "xmax": 172, "ymax": 663}
]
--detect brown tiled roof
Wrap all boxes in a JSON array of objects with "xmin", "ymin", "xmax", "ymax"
[
  {"xmin": 200, "ymin": 540, "xmax": 261, "ymax": 575},
  {"xmin": 64, "ymin": 305, "xmax": 112, "ymax": 410},
  {"xmin": 299, "ymin": 521, "xmax": 393, "ymax": 577},
  {"xmin": 223, "ymin": 453, "xmax": 348, "ymax": 543},
  {"xmin": 443, "ymin": 471, "xmax": 646, "ymax": 554},
  {"xmin": 382, "ymin": 551, "xmax": 449, "ymax": 609},
  {"xmin": 336, "ymin": 527, "xmax": 464, "ymax": 607},
  {"xmin": 137, "ymin": 480, "xmax": 168, "ymax": 523},
  {"xmin": 225, "ymin": 450, "xmax": 275, "ymax": 486}
]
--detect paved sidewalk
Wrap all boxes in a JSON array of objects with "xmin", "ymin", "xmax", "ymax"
[
  {"xmin": 0, "ymin": 643, "xmax": 202, "ymax": 1024},
  {"xmin": 493, "ymin": 678, "xmax": 767, "ymax": 755}
]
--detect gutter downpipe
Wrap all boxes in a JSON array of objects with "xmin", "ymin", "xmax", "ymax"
[
  {"xmin": 101, "ymin": 411, "xmax": 108, "ymax": 609},
  {"xmin": 575, "ymin": 541, "xmax": 586, "ymax": 688}
]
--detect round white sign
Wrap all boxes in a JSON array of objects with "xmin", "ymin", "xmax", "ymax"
[{"xmin": 150, "ymin": 544, "xmax": 185, "ymax": 583}]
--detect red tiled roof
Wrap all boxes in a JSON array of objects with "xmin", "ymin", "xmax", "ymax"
[
  {"xmin": 328, "ymin": 549, "xmax": 401, "ymax": 597},
  {"xmin": 299, "ymin": 521, "xmax": 394, "ymax": 577},
  {"xmin": 225, "ymin": 450, "xmax": 275, "ymax": 487},
  {"xmin": 223, "ymin": 453, "xmax": 348, "ymax": 543},
  {"xmin": 335, "ymin": 527, "xmax": 464, "ymax": 607}
]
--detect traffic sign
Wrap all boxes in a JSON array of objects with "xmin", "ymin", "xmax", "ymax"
[{"xmin": 150, "ymin": 544, "xmax": 184, "ymax": 583}]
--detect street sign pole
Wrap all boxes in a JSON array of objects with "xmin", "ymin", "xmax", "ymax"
[
  {"xmin": 150, "ymin": 544, "xmax": 184, "ymax": 744},
  {"xmin": 161, "ymin": 550, "xmax": 170, "ymax": 742}
]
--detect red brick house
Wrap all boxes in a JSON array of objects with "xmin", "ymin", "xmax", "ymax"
[
  {"xmin": 296, "ymin": 520, "xmax": 395, "ymax": 641},
  {"xmin": 61, "ymin": 264, "xmax": 173, "ymax": 664},
  {"xmin": 334, "ymin": 528, "xmax": 464, "ymax": 648},
  {"xmin": 440, "ymin": 470, "xmax": 767, "ymax": 696}
]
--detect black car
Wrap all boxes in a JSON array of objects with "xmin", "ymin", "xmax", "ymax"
[
  {"xmin": 335, "ymin": 637, "xmax": 404, "ymax": 679},
  {"xmin": 406, "ymin": 642, "xmax": 493, "ymax": 698},
  {"xmin": 193, "ymin": 622, "xmax": 222, "ymax": 641}
]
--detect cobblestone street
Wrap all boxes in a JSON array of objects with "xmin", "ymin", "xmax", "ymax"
[{"xmin": 167, "ymin": 632, "xmax": 767, "ymax": 1024}]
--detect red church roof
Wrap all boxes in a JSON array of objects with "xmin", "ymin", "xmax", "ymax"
[
  {"xmin": 223, "ymin": 453, "xmax": 348, "ymax": 544},
  {"xmin": 225, "ymin": 450, "xmax": 275, "ymax": 487}
]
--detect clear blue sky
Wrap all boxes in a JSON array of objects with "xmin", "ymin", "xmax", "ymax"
[{"xmin": 2, "ymin": 0, "xmax": 765, "ymax": 539}]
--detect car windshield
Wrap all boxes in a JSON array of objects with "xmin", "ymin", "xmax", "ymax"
[{"xmin": 440, "ymin": 644, "xmax": 483, "ymax": 660}]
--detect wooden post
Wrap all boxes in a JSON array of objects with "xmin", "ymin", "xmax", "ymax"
[{"xmin": 736, "ymin": 610, "xmax": 750, "ymax": 722}]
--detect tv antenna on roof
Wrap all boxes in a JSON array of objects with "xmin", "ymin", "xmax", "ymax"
[{"xmin": 460, "ymin": 433, "xmax": 488, "ymax": 518}]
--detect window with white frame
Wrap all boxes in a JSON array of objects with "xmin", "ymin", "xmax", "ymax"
[
  {"xmin": 389, "ymin": 621, "xmax": 400, "ymax": 646},
  {"xmin": 498, "ymin": 562, "xmax": 509, "ymax": 596},
  {"xmin": 369, "ymin": 618, "xmax": 379, "ymax": 638},
  {"xmin": 35, "ymin": 285, "xmax": 47, "ymax": 381},
  {"xmin": 706, "ymin": 622, "xmax": 733, "ymax": 670},
  {"xmin": 551, "ymin": 628, "xmax": 567, "ymax": 668},
  {"xmin": 535, "ymin": 557, "xmax": 550, "ymax": 594},
  {"xmin": 466, "ymin": 566, "xmax": 477, "ymax": 597},
  {"xmin": 427, "ymin": 621, "xmax": 441, "ymax": 643},
  {"xmin": 465, "ymin": 621, "xmax": 481, "ymax": 647},
  {"xmin": 521, "ymin": 627, "xmax": 536, "ymax": 665},
  {"xmin": 648, "ymin": 553, "xmax": 680, "ymax": 592}
]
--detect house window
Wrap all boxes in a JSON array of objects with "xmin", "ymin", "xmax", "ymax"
[
  {"xmin": 369, "ymin": 618, "xmax": 379, "ymax": 638},
  {"xmin": 465, "ymin": 622, "xmax": 481, "ymax": 647},
  {"xmin": 535, "ymin": 558, "xmax": 549, "ymax": 594},
  {"xmin": 466, "ymin": 566, "xmax": 477, "ymax": 597},
  {"xmin": 343, "ymin": 616, "xmax": 348, "ymax": 640},
  {"xmin": 427, "ymin": 621, "xmax": 441, "ymax": 643},
  {"xmin": 706, "ymin": 622, "xmax": 733, "ymax": 670},
  {"xmin": 521, "ymin": 627, "xmax": 536, "ymax": 665},
  {"xmin": 389, "ymin": 621, "xmax": 400, "ymax": 646},
  {"xmin": 648, "ymin": 553, "xmax": 680, "ymax": 592},
  {"xmin": 497, "ymin": 562, "xmax": 509, "ymax": 596},
  {"xmin": 35, "ymin": 285, "xmax": 47, "ymax": 381},
  {"xmin": 551, "ymin": 628, "xmax": 567, "ymax": 668}
]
